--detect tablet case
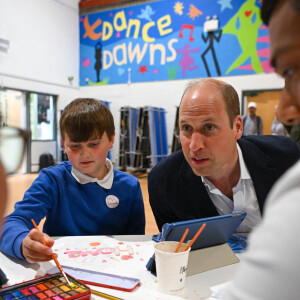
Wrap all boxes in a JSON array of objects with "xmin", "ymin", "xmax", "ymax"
[
  {"xmin": 161, "ymin": 212, "xmax": 246, "ymax": 251},
  {"xmin": 146, "ymin": 212, "xmax": 246, "ymax": 276}
]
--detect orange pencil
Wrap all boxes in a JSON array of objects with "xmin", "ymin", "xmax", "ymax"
[
  {"xmin": 175, "ymin": 228, "xmax": 189, "ymax": 253},
  {"xmin": 184, "ymin": 223, "xmax": 206, "ymax": 251},
  {"xmin": 31, "ymin": 219, "xmax": 72, "ymax": 287}
]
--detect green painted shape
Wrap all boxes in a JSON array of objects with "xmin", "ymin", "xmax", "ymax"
[
  {"xmin": 167, "ymin": 65, "xmax": 178, "ymax": 80},
  {"xmin": 223, "ymin": 0, "xmax": 263, "ymax": 75},
  {"xmin": 87, "ymin": 78, "xmax": 109, "ymax": 85}
]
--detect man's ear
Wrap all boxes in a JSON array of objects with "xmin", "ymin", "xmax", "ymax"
[{"xmin": 234, "ymin": 115, "xmax": 243, "ymax": 140}]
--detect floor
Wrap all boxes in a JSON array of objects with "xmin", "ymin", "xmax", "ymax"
[{"xmin": 5, "ymin": 172, "xmax": 159, "ymax": 235}]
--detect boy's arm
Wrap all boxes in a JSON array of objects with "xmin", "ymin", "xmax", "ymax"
[{"xmin": 0, "ymin": 171, "xmax": 56, "ymax": 259}]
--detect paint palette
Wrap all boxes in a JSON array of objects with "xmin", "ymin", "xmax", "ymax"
[
  {"xmin": 0, "ymin": 273, "xmax": 91, "ymax": 300},
  {"xmin": 47, "ymin": 266, "xmax": 140, "ymax": 292}
]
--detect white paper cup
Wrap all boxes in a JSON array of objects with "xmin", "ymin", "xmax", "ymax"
[{"xmin": 154, "ymin": 241, "xmax": 191, "ymax": 295}]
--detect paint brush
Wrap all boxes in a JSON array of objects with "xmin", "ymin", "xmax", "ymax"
[
  {"xmin": 184, "ymin": 223, "xmax": 206, "ymax": 251},
  {"xmin": 31, "ymin": 219, "xmax": 72, "ymax": 287},
  {"xmin": 175, "ymin": 228, "xmax": 189, "ymax": 253}
]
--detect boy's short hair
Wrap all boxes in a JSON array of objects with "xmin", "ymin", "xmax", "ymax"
[{"xmin": 60, "ymin": 98, "xmax": 115, "ymax": 142}]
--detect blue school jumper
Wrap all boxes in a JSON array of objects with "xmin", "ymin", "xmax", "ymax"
[{"xmin": 0, "ymin": 161, "xmax": 145, "ymax": 259}]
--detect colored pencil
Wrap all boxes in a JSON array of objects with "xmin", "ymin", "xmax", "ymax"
[
  {"xmin": 184, "ymin": 223, "xmax": 206, "ymax": 251},
  {"xmin": 31, "ymin": 219, "xmax": 72, "ymax": 287},
  {"xmin": 175, "ymin": 228, "xmax": 189, "ymax": 253},
  {"xmin": 91, "ymin": 289, "xmax": 124, "ymax": 300}
]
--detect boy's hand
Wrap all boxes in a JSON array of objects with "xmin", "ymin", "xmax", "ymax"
[{"xmin": 22, "ymin": 228, "xmax": 56, "ymax": 263}]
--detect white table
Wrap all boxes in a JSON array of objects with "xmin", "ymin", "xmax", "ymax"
[{"xmin": 0, "ymin": 235, "xmax": 239, "ymax": 300}]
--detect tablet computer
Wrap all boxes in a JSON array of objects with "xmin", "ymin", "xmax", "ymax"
[{"xmin": 160, "ymin": 212, "xmax": 246, "ymax": 251}]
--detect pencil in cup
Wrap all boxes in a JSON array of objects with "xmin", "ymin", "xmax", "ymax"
[
  {"xmin": 184, "ymin": 223, "xmax": 206, "ymax": 251},
  {"xmin": 175, "ymin": 228, "xmax": 189, "ymax": 253},
  {"xmin": 30, "ymin": 219, "xmax": 72, "ymax": 287}
]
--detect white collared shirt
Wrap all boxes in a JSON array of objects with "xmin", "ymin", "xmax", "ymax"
[
  {"xmin": 202, "ymin": 144, "xmax": 262, "ymax": 233},
  {"xmin": 71, "ymin": 158, "xmax": 114, "ymax": 189}
]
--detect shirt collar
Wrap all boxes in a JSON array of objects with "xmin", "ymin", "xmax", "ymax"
[
  {"xmin": 71, "ymin": 158, "xmax": 114, "ymax": 189},
  {"xmin": 237, "ymin": 143, "xmax": 251, "ymax": 180},
  {"xmin": 201, "ymin": 143, "xmax": 251, "ymax": 189}
]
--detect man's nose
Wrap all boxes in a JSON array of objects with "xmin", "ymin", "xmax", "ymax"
[
  {"xmin": 190, "ymin": 132, "xmax": 204, "ymax": 151},
  {"xmin": 277, "ymin": 88, "xmax": 300, "ymax": 125}
]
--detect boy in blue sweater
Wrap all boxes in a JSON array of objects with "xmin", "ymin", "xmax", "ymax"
[{"xmin": 0, "ymin": 98, "xmax": 145, "ymax": 263}]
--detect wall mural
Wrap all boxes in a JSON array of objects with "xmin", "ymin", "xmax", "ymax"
[{"xmin": 79, "ymin": 0, "xmax": 272, "ymax": 86}]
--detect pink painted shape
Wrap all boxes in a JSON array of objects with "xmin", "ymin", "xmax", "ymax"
[
  {"xmin": 257, "ymin": 48, "xmax": 270, "ymax": 58},
  {"xmin": 259, "ymin": 24, "xmax": 269, "ymax": 29},
  {"xmin": 116, "ymin": 32, "xmax": 121, "ymax": 38},
  {"xmin": 260, "ymin": 60, "xmax": 274, "ymax": 73},
  {"xmin": 153, "ymin": 70, "xmax": 158, "ymax": 74},
  {"xmin": 237, "ymin": 64, "xmax": 254, "ymax": 71},
  {"xmin": 65, "ymin": 247, "xmax": 115, "ymax": 258},
  {"xmin": 237, "ymin": 60, "xmax": 274, "ymax": 73},
  {"xmin": 257, "ymin": 35, "xmax": 270, "ymax": 43},
  {"xmin": 129, "ymin": 11, "xmax": 133, "ymax": 16},
  {"xmin": 82, "ymin": 58, "xmax": 90, "ymax": 67},
  {"xmin": 102, "ymin": 260, "xmax": 107, "ymax": 263},
  {"xmin": 121, "ymin": 255, "xmax": 134, "ymax": 260}
]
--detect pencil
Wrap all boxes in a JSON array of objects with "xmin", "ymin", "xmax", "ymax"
[
  {"xmin": 175, "ymin": 228, "xmax": 189, "ymax": 253},
  {"xmin": 91, "ymin": 289, "xmax": 124, "ymax": 300},
  {"xmin": 31, "ymin": 219, "xmax": 72, "ymax": 287},
  {"xmin": 184, "ymin": 223, "xmax": 206, "ymax": 251}
]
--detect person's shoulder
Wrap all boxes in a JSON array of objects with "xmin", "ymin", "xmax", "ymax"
[
  {"xmin": 113, "ymin": 168, "xmax": 139, "ymax": 184},
  {"xmin": 241, "ymin": 134, "xmax": 293, "ymax": 144},
  {"xmin": 39, "ymin": 161, "xmax": 72, "ymax": 177},
  {"xmin": 239, "ymin": 135, "xmax": 299, "ymax": 153}
]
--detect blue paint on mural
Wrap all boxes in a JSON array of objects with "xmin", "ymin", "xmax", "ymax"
[{"xmin": 80, "ymin": 0, "xmax": 272, "ymax": 86}]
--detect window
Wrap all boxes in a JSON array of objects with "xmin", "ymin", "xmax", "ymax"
[{"xmin": 30, "ymin": 93, "xmax": 55, "ymax": 140}]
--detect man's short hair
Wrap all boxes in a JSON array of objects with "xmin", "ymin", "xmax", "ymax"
[
  {"xmin": 261, "ymin": 0, "xmax": 300, "ymax": 25},
  {"xmin": 181, "ymin": 78, "xmax": 240, "ymax": 128},
  {"xmin": 60, "ymin": 98, "xmax": 115, "ymax": 142}
]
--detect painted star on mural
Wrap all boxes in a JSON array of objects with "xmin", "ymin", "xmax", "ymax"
[
  {"xmin": 138, "ymin": 65, "xmax": 148, "ymax": 75},
  {"xmin": 217, "ymin": 0, "xmax": 233, "ymax": 11}
]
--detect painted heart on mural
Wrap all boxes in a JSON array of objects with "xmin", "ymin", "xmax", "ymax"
[{"xmin": 244, "ymin": 10, "xmax": 252, "ymax": 17}]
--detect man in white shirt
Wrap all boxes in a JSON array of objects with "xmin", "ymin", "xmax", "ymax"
[
  {"xmin": 148, "ymin": 78, "xmax": 300, "ymax": 233},
  {"xmin": 220, "ymin": 0, "xmax": 300, "ymax": 299}
]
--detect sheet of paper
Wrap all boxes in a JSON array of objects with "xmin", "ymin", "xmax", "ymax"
[{"xmin": 51, "ymin": 236, "xmax": 154, "ymax": 278}]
